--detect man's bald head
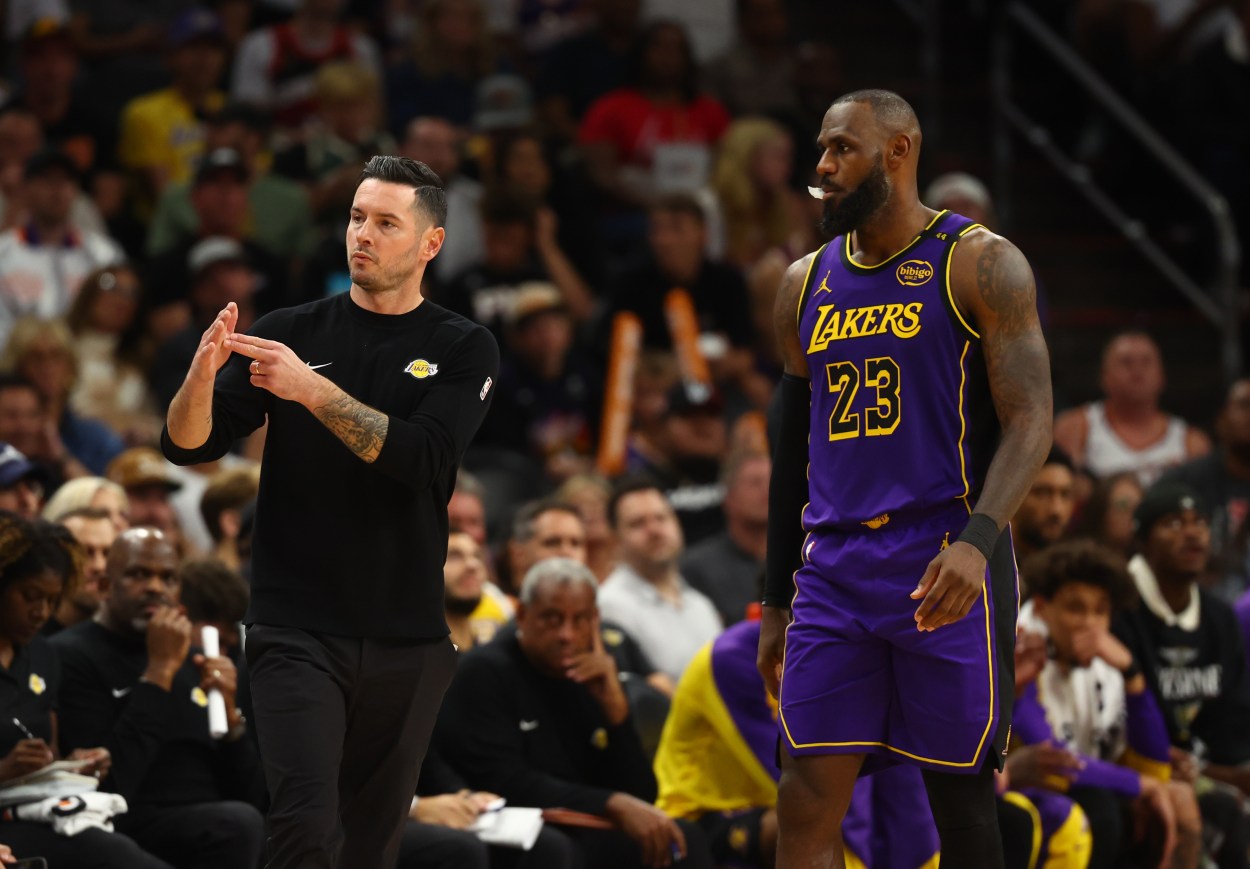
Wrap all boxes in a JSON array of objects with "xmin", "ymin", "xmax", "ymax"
[
  {"xmin": 107, "ymin": 527, "xmax": 176, "ymax": 573},
  {"xmin": 828, "ymin": 89, "xmax": 921, "ymax": 144}
]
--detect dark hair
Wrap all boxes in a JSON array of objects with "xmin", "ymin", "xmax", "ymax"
[
  {"xmin": 357, "ymin": 156, "xmax": 447, "ymax": 227},
  {"xmin": 1072, "ymin": 471, "xmax": 1142, "ymax": 544},
  {"xmin": 510, "ymin": 498, "xmax": 582, "ymax": 544},
  {"xmin": 0, "ymin": 511, "xmax": 81, "ymax": 599},
  {"xmin": 830, "ymin": 89, "xmax": 920, "ymax": 135},
  {"xmin": 1021, "ymin": 538, "xmax": 1136, "ymax": 610},
  {"xmin": 607, "ymin": 475, "xmax": 665, "ymax": 528},
  {"xmin": 651, "ymin": 191, "xmax": 706, "ymax": 225},
  {"xmin": 626, "ymin": 20, "xmax": 698, "ymax": 102},
  {"xmin": 0, "ymin": 374, "xmax": 43, "ymax": 407},
  {"xmin": 65, "ymin": 265, "xmax": 148, "ymax": 369},
  {"xmin": 1042, "ymin": 446, "xmax": 1074, "ymax": 472},
  {"xmin": 177, "ymin": 558, "xmax": 249, "ymax": 624},
  {"xmin": 199, "ymin": 469, "xmax": 259, "ymax": 543}
]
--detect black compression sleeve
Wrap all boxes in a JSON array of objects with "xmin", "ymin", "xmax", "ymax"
[{"xmin": 763, "ymin": 374, "xmax": 811, "ymax": 608}]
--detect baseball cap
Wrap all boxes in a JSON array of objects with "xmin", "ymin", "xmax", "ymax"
[
  {"xmin": 168, "ymin": 7, "xmax": 226, "ymax": 49},
  {"xmin": 194, "ymin": 148, "xmax": 248, "ymax": 186},
  {"xmin": 188, "ymin": 236, "xmax": 248, "ymax": 277},
  {"xmin": 667, "ymin": 382, "xmax": 725, "ymax": 417},
  {"xmin": 107, "ymin": 448, "xmax": 183, "ymax": 492},
  {"xmin": 1133, "ymin": 481, "xmax": 1208, "ymax": 538},
  {"xmin": 24, "ymin": 148, "xmax": 80, "ymax": 183},
  {"xmin": 506, "ymin": 282, "xmax": 567, "ymax": 330},
  {"xmin": 473, "ymin": 74, "xmax": 534, "ymax": 132},
  {"xmin": 0, "ymin": 443, "xmax": 43, "ymax": 489}
]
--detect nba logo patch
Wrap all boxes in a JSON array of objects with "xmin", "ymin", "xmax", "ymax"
[{"xmin": 480, "ymin": 377, "xmax": 493, "ymax": 400}]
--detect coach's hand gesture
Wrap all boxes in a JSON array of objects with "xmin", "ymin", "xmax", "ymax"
[
  {"xmin": 188, "ymin": 303, "xmax": 239, "ymax": 385},
  {"xmin": 911, "ymin": 542, "xmax": 985, "ymax": 631},
  {"xmin": 228, "ymin": 333, "xmax": 329, "ymax": 407}
]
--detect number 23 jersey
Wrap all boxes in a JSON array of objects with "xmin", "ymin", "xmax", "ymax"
[{"xmin": 799, "ymin": 210, "xmax": 1000, "ymax": 531}]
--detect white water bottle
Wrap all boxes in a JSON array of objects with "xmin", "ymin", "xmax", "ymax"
[{"xmin": 201, "ymin": 626, "xmax": 229, "ymax": 739}]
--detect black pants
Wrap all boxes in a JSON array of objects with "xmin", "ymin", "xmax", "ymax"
[
  {"xmin": 246, "ymin": 625, "xmax": 457, "ymax": 869},
  {"xmin": 117, "ymin": 801, "xmax": 266, "ymax": 869},
  {"xmin": 1, "ymin": 821, "xmax": 176, "ymax": 869}
]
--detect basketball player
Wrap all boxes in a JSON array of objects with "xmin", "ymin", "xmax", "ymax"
[{"xmin": 758, "ymin": 90, "xmax": 1053, "ymax": 868}]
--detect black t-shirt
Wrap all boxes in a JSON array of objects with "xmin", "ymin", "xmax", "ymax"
[
  {"xmin": 476, "ymin": 351, "xmax": 601, "ymax": 463},
  {"xmin": 0, "ymin": 635, "xmax": 59, "ymax": 754},
  {"xmin": 602, "ymin": 258, "xmax": 754, "ymax": 352},
  {"xmin": 1113, "ymin": 589, "xmax": 1250, "ymax": 764},
  {"xmin": 161, "ymin": 292, "xmax": 499, "ymax": 639},
  {"xmin": 50, "ymin": 621, "xmax": 263, "ymax": 807},
  {"xmin": 436, "ymin": 260, "xmax": 549, "ymax": 341}
]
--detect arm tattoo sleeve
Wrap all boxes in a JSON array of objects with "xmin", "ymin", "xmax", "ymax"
[{"xmin": 312, "ymin": 393, "xmax": 390, "ymax": 463}]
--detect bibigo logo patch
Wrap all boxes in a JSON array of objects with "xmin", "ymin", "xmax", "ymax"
[
  {"xmin": 895, "ymin": 259, "xmax": 934, "ymax": 286},
  {"xmin": 404, "ymin": 359, "xmax": 439, "ymax": 379}
]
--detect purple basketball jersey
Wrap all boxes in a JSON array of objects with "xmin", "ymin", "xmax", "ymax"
[{"xmin": 798, "ymin": 210, "xmax": 992, "ymax": 531}]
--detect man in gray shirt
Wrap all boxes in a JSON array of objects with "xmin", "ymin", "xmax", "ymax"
[{"xmin": 598, "ymin": 477, "xmax": 722, "ymax": 681}]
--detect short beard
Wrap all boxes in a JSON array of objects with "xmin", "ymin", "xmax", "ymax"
[
  {"xmin": 819, "ymin": 158, "xmax": 890, "ymax": 238},
  {"xmin": 445, "ymin": 594, "xmax": 482, "ymax": 617}
]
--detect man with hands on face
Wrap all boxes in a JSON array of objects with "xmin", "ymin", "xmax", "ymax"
[
  {"xmin": 436, "ymin": 557, "xmax": 713, "ymax": 869},
  {"xmin": 162, "ymin": 154, "xmax": 499, "ymax": 869},
  {"xmin": 49, "ymin": 526, "xmax": 265, "ymax": 869}
]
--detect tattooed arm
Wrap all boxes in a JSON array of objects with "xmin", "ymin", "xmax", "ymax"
[
  {"xmin": 308, "ymin": 385, "xmax": 389, "ymax": 463},
  {"xmin": 911, "ymin": 230, "xmax": 1051, "ymax": 631},
  {"xmin": 951, "ymin": 229, "xmax": 1053, "ymax": 526}
]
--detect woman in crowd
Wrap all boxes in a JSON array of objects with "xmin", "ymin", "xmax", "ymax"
[
  {"xmin": 0, "ymin": 511, "xmax": 171, "ymax": 866},
  {"xmin": 40, "ymin": 477, "xmax": 130, "ymax": 532}
]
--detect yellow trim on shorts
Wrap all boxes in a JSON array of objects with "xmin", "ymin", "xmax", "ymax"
[
  {"xmin": 778, "ymin": 582, "xmax": 997, "ymax": 769},
  {"xmin": 1001, "ymin": 791, "xmax": 1043, "ymax": 869}
]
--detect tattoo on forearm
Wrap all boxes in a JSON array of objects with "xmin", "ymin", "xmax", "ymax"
[{"xmin": 313, "ymin": 394, "xmax": 389, "ymax": 462}]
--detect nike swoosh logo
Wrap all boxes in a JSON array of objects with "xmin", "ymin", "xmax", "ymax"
[
  {"xmin": 111, "ymin": 687, "xmax": 131, "ymax": 698},
  {"xmin": 307, "ymin": 362, "xmax": 334, "ymax": 370},
  {"xmin": 519, "ymin": 720, "xmax": 539, "ymax": 732}
]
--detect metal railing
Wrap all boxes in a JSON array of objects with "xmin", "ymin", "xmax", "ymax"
[{"xmin": 992, "ymin": 1, "xmax": 1242, "ymax": 381}]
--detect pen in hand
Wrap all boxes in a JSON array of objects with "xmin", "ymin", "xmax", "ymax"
[{"xmin": 10, "ymin": 718, "xmax": 34, "ymax": 741}]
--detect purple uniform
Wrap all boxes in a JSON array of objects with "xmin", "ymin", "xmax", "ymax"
[{"xmin": 780, "ymin": 211, "xmax": 1019, "ymax": 773}]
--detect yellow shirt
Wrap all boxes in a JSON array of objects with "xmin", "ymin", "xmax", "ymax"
[
  {"xmin": 654, "ymin": 641, "xmax": 777, "ymax": 819},
  {"xmin": 118, "ymin": 88, "xmax": 225, "ymax": 188}
]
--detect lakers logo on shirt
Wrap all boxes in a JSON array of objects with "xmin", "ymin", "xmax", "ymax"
[
  {"xmin": 28, "ymin": 674, "xmax": 45, "ymax": 695},
  {"xmin": 806, "ymin": 303, "xmax": 923, "ymax": 352},
  {"xmin": 191, "ymin": 687, "xmax": 209, "ymax": 708},
  {"xmin": 591, "ymin": 728, "xmax": 609, "ymax": 750},
  {"xmin": 404, "ymin": 359, "xmax": 439, "ymax": 379},
  {"xmin": 896, "ymin": 259, "xmax": 934, "ymax": 286}
]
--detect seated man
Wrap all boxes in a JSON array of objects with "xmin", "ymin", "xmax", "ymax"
[
  {"xmin": 51, "ymin": 527, "xmax": 265, "ymax": 869},
  {"xmin": 436, "ymin": 557, "xmax": 713, "ymax": 869},
  {"xmin": 1114, "ymin": 482, "xmax": 1250, "ymax": 866},
  {"xmin": 1016, "ymin": 539, "xmax": 1199, "ymax": 868}
]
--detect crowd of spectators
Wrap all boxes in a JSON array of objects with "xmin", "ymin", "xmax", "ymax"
[{"xmin": 0, "ymin": 0, "xmax": 1244, "ymax": 866}]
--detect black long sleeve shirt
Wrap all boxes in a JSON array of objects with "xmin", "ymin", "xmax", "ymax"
[
  {"xmin": 161, "ymin": 293, "xmax": 499, "ymax": 639},
  {"xmin": 435, "ymin": 636, "xmax": 656, "ymax": 815},
  {"xmin": 1113, "ymin": 589, "xmax": 1250, "ymax": 765},
  {"xmin": 50, "ymin": 621, "xmax": 264, "ymax": 808}
]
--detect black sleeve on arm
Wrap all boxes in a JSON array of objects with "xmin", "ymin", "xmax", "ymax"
[
  {"xmin": 763, "ymin": 373, "xmax": 811, "ymax": 608},
  {"xmin": 161, "ymin": 320, "xmax": 275, "ymax": 465},
  {"xmin": 371, "ymin": 326, "xmax": 500, "ymax": 490}
]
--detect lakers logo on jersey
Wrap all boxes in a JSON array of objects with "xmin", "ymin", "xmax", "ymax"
[
  {"xmin": 806, "ymin": 302, "xmax": 923, "ymax": 353},
  {"xmin": 896, "ymin": 259, "xmax": 934, "ymax": 286}
]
